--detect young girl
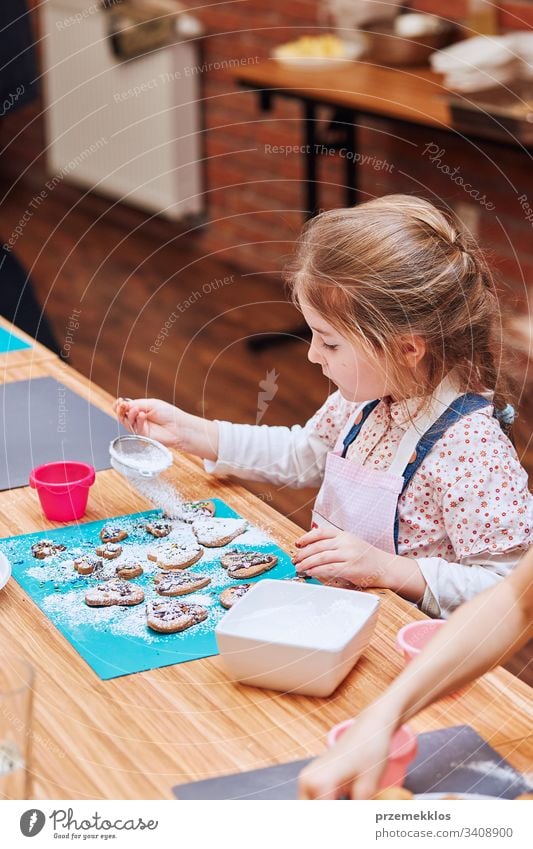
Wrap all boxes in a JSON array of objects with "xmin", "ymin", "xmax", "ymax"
[
  {"xmin": 115, "ymin": 195, "xmax": 533, "ymax": 618},
  {"xmin": 299, "ymin": 546, "xmax": 533, "ymax": 799}
]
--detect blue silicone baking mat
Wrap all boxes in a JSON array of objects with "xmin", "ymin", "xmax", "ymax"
[
  {"xmin": 0, "ymin": 325, "xmax": 31, "ymax": 353},
  {"xmin": 0, "ymin": 499, "xmax": 296, "ymax": 680}
]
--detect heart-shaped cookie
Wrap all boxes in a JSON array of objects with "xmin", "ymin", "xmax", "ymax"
[
  {"xmin": 95, "ymin": 543, "xmax": 123, "ymax": 560},
  {"xmin": 192, "ymin": 517, "xmax": 248, "ymax": 547},
  {"xmin": 221, "ymin": 550, "xmax": 278, "ymax": 579},
  {"xmin": 116, "ymin": 561, "xmax": 144, "ymax": 580},
  {"xmin": 74, "ymin": 555, "xmax": 104, "ymax": 576},
  {"xmin": 147, "ymin": 538, "xmax": 203, "ymax": 570},
  {"xmin": 145, "ymin": 520, "xmax": 172, "ymax": 538},
  {"xmin": 219, "ymin": 583, "xmax": 251, "ymax": 609},
  {"xmin": 85, "ymin": 578, "xmax": 144, "ymax": 607},
  {"xmin": 99, "ymin": 525, "xmax": 128, "ymax": 543},
  {"xmin": 31, "ymin": 540, "xmax": 66, "ymax": 559},
  {"xmin": 172, "ymin": 500, "xmax": 216, "ymax": 523},
  {"xmin": 146, "ymin": 600, "xmax": 208, "ymax": 633},
  {"xmin": 154, "ymin": 571, "xmax": 211, "ymax": 596}
]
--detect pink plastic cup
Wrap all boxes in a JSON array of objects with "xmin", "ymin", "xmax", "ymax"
[
  {"xmin": 395, "ymin": 619, "xmax": 447, "ymax": 662},
  {"xmin": 327, "ymin": 720, "xmax": 418, "ymax": 790},
  {"xmin": 29, "ymin": 461, "xmax": 95, "ymax": 521}
]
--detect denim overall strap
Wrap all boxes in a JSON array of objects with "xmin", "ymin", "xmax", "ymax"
[
  {"xmin": 341, "ymin": 399, "xmax": 381, "ymax": 459},
  {"xmin": 393, "ymin": 393, "xmax": 491, "ymax": 551}
]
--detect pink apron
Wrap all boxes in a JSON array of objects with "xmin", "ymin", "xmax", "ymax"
[{"xmin": 311, "ymin": 382, "xmax": 463, "ymax": 555}]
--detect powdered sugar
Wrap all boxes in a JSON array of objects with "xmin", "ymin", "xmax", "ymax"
[{"xmin": 127, "ymin": 476, "xmax": 187, "ymax": 518}]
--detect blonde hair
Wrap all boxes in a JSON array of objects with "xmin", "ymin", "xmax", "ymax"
[{"xmin": 285, "ymin": 194, "xmax": 512, "ymax": 412}]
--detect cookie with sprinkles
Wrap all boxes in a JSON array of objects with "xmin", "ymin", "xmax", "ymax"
[
  {"xmin": 154, "ymin": 571, "xmax": 211, "ymax": 596},
  {"xmin": 145, "ymin": 520, "xmax": 172, "ymax": 538},
  {"xmin": 116, "ymin": 561, "xmax": 144, "ymax": 580},
  {"xmin": 146, "ymin": 600, "xmax": 208, "ymax": 633},
  {"xmin": 221, "ymin": 549, "xmax": 278, "ymax": 579},
  {"xmin": 172, "ymin": 500, "xmax": 216, "ymax": 523},
  {"xmin": 219, "ymin": 583, "xmax": 251, "ymax": 609},
  {"xmin": 31, "ymin": 540, "xmax": 66, "ymax": 559},
  {"xmin": 99, "ymin": 525, "xmax": 128, "ymax": 544},
  {"xmin": 147, "ymin": 540, "xmax": 203, "ymax": 570},
  {"xmin": 95, "ymin": 542, "xmax": 123, "ymax": 560},
  {"xmin": 192, "ymin": 517, "xmax": 248, "ymax": 547},
  {"xmin": 73, "ymin": 555, "xmax": 104, "ymax": 576},
  {"xmin": 85, "ymin": 578, "xmax": 144, "ymax": 607}
]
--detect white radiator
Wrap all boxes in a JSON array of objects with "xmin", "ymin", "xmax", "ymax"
[{"xmin": 40, "ymin": 0, "xmax": 203, "ymax": 220}]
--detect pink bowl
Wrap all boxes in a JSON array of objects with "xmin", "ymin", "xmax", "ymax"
[
  {"xmin": 396, "ymin": 619, "xmax": 447, "ymax": 662},
  {"xmin": 29, "ymin": 461, "xmax": 95, "ymax": 521},
  {"xmin": 327, "ymin": 720, "xmax": 417, "ymax": 789}
]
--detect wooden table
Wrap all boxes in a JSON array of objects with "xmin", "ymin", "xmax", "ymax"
[
  {"xmin": 233, "ymin": 60, "xmax": 525, "ymax": 215},
  {"xmin": 0, "ymin": 327, "xmax": 532, "ymax": 799}
]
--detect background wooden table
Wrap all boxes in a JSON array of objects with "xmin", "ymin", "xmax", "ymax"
[{"xmin": 0, "ymin": 339, "xmax": 531, "ymax": 799}]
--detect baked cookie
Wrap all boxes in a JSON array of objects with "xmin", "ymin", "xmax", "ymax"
[
  {"xmin": 73, "ymin": 555, "xmax": 104, "ymax": 576},
  {"xmin": 221, "ymin": 549, "xmax": 278, "ymax": 579},
  {"xmin": 285, "ymin": 575, "xmax": 310, "ymax": 583},
  {"xmin": 95, "ymin": 542, "xmax": 123, "ymax": 560},
  {"xmin": 146, "ymin": 600, "xmax": 208, "ymax": 633},
  {"xmin": 85, "ymin": 578, "xmax": 144, "ymax": 607},
  {"xmin": 31, "ymin": 540, "xmax": 66, "ymax": 559},
  {"xmin": 154, "ymin": 571, "xmax": 211, "ymax": 596},
  {"xmin": 219, "ymin": 584, "xmax": 251, "ymax": 609},
  {"xmin": 172, "ymin": 500, "xmax": 216, "ymax": 523},
  {"xmin": 99, "ymin": 524, "xmax": 128, "ymax": 544},
  {"xmin": 145, "ymin": 520, "xmax": 172, "ymax": 538},
  {"xmin": 147, "ymin": 539, "xmax": 203, "ymax": 570},
  {"xmin": 116, "ymin": 561, "xmax": 144, "ymax": 580},
  {"xmin": 192, "ymin": 517, "xmax": 248, "ymax": 547}
]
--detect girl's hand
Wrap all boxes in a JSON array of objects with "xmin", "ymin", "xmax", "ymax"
[
  {"xmin": 299, "ymin": 712, "xmax": 395, "ymax": 799},
  {"xmin": 114, "ymin": 398, "xmax": 218, "ymax": 460},
  {"xmin": 292, "ymin": 527, "xmax": 389, "ymax": 589},
  {"xmin": 293, "ymin": 527, "xmax": 426, "ymax": 601}
]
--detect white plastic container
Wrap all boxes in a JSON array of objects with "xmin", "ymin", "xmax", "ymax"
[
  {"xmin": 0, "ymin": 552, "xmax": 11, "ymax": 593},
  {"xmin": 215, "ymin": 579, "xmax": 380, "ymax": 697}
]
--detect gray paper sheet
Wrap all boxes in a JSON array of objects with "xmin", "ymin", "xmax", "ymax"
[
  {"xmin": 173, "ymin": 726, "xmax": 531, "ymax": 800},
  {"xmin": 0, "ymin": 377, "xmax": 126, "ymax": 490}
]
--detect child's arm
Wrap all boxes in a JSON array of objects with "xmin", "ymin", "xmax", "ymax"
[
  {"xmin": 299, "ymin": 548, "xmax": 533, "ymax": 799},
  {"xmin": 115, "ymin": 393, "xmax": 351, "ymax": 488},
  {"xmin": 203, "ymin": 419, "xmax": 330, "ymax": 487}
]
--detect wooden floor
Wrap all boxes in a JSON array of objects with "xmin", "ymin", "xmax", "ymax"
[{"xmin": 0, "ymin": 102, "xmax": 531, "ymax": 684}]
